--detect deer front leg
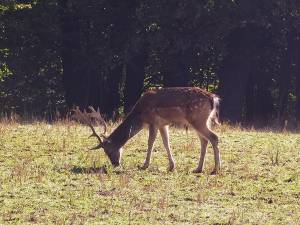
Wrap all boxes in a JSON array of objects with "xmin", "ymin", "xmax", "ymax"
[
  {"xmin": 140, "ymin": 125, "xmax": 158, "ymax": 170},
  {"xmin": 159, "ymin": 126, "xmax": 175, "ymax": 172},
  {"xmin": 193, "ymin": 136, "xmax": 208, "ymax": 173}
]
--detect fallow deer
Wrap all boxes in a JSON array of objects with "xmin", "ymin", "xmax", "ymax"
[{"xmin": 72, "ymin": 87, "xmax": 221, "ymax": 174}]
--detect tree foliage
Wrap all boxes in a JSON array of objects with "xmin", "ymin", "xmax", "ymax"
[{"xmin": 1, "ymin": 0, "xmax": 300, "ymax": 127}]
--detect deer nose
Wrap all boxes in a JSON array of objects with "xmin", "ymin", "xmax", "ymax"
[
  {"xmin": 113, "ymin": 162, "xmax": 120, "ymax": 167},
  {"xmin": 112, "ymin": 160, "xmax": 120, "ymax": 167}
]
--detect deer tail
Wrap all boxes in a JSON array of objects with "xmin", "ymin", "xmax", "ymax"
[{"xmin": 207, "ymin": 96, "xmax": 221, "ymax": 129}]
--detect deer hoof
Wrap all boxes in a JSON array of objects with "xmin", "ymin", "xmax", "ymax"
[
  {"xmin": 192, "ymin": 168, "xmax": 203, "ymax": 173},
  {"xmin": 210, "ymin": 170, "xmax": 218, "ymax": 175},
  {"xmin": 168, "ymin": 164, "xmax": 175, "ymax": 172},
  {"xmin": 138, "ymin": 164, "xmax": 149, "ymax": 170}
]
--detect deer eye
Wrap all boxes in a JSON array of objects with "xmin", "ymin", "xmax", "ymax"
[{"xmin": 105, "ymin": 139, "xmax": 112, "ymax": 144}]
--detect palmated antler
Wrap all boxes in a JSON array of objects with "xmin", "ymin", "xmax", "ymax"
[{"xmin": 72, "ymin": 106, "xmax": 107, "ymax": 150}]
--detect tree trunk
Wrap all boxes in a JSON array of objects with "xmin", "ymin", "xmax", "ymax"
[
  {"xmin": 218, "ymin": 57, "xmax": 252, "ymax": 123},
  {"xmin": 289, "ymin": 34, "xmax": 300, "ymax": 126},
  {"xmin": 163, "ymin": 52, "xmax": 190, "ymax": 87},
  {"xmin": 103, "ymin": 0, "xmax": 141, "ymax": 117},
  {"xmin": 101, "ymin": 64, "xmax": 123, "ymax": 118},
  {"xmin": 218, "ymin": 25, "xmax": 268, "ymax": 124},
  {"xmin": 59, "ymin": 0, "xmax": 90, "ymax": 109},
  {"xmin": 252, "ymin": 82, "xmax": 273, "ymax": 127},
  {"xmin": 277, "ymin": 63, "xmax": 291, "ymax": 124},
  {"xmin": 277, "ymin": 32, "xmax": 297, "ymax": 125},
  {"xmin": 296, "ymin": 74, "xmax": 300, "ymax": 124},
  {"xmin": 123, "ymin": 48, "xmax": 148, "ymax": 113},
  {"xmin": 245, "ymin": 74, "xmax": 254, "ymax": 125}
]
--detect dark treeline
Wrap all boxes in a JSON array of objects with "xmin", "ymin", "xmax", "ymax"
[{"xmin": 1, "ymin": 0, "xmax": 300, "ymax": 128}]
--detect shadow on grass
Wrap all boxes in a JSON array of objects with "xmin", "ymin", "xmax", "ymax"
[{"xmin": 71, "ymin": 166, "xmax": 107, "ymax": 174}]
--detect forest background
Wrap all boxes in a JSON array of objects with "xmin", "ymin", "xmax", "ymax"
[{"xmin": 1, "ymin": 0, "xmax": 300, "ymax": 129}]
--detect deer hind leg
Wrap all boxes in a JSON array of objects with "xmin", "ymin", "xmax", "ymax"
[
  {"xmin": 140, "ymin": 124, "xmax": 158, "ymax": 170},
  {"xmin": 193, "ymin": 136, "xmax": 208, "ymax": 173},
  {"xmin": 191, "ymin": 121, "xmax": 221, "ymax": 174},
  {"xmin": 203, "ymin": 128, "xmax": 220, "ymax": 174},
  {"xmin": 159, "ymin": 126, "xmax": 175, "ymax": 172}
]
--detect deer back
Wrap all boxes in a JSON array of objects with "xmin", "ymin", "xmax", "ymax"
[{"xmin": 132, "ymin": 87, "xmax": 218, "ymax": 127}]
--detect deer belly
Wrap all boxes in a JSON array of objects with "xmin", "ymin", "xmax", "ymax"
[{"xmin": 153, "ymin": 107, "xmax": 188, "ymax": 126}]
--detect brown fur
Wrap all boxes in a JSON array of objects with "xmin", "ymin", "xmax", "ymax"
[
  {"xmin": 99, "ymin": 87, "xmax": 221, "ymax": 174},
  {"xmin": 132, "ymin": 87, "xmax": 219, "ymax": 127},
  {"xmin": 78, "ymin": 87, "xmax": 221, "ymax": 174}
]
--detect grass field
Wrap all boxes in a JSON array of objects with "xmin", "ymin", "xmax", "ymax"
[{"xmin": 0, "ymin": 121, "xmax": 299, "ymax": 224}]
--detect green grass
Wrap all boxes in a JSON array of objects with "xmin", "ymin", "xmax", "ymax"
[{"xmin": 0, "ymin": 122, "xmax": 299, "ymax": 224}]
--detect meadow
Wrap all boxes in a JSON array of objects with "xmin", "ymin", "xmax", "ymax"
[{"xmin": 0, "ymin": 121, "xmax": 299, "ymax": 224}]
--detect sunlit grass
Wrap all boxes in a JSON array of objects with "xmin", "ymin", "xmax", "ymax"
[{"xmin": 0, "ymin": 121, "xmax": 299, "ymax": 224}]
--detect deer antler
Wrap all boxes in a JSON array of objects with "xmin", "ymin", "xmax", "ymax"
[
  {"xmin": 88, "ymin": 106, "xmax": 107, "ymax": 136},
  {"xmin": 72, "ymin": 106, "xmax": 107, "ymax": 150}
]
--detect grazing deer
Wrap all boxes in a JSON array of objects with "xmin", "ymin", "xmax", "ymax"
[{"xmin": 72, "ymin": 87, "xmax": 221, "ymax": 174}]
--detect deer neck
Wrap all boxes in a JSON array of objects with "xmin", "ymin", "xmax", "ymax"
[{"xmin": 107, "ymin": 112, "xmax": 143, "ymax": 149}]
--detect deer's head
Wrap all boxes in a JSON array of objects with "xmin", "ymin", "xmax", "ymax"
[
  {"xmin": 98, "ymin": 138, "xmax": 123, "ymax": 166},
  {"xmin": 72, "ymin": 106, "xmax": 123, "ymax": 166}
]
